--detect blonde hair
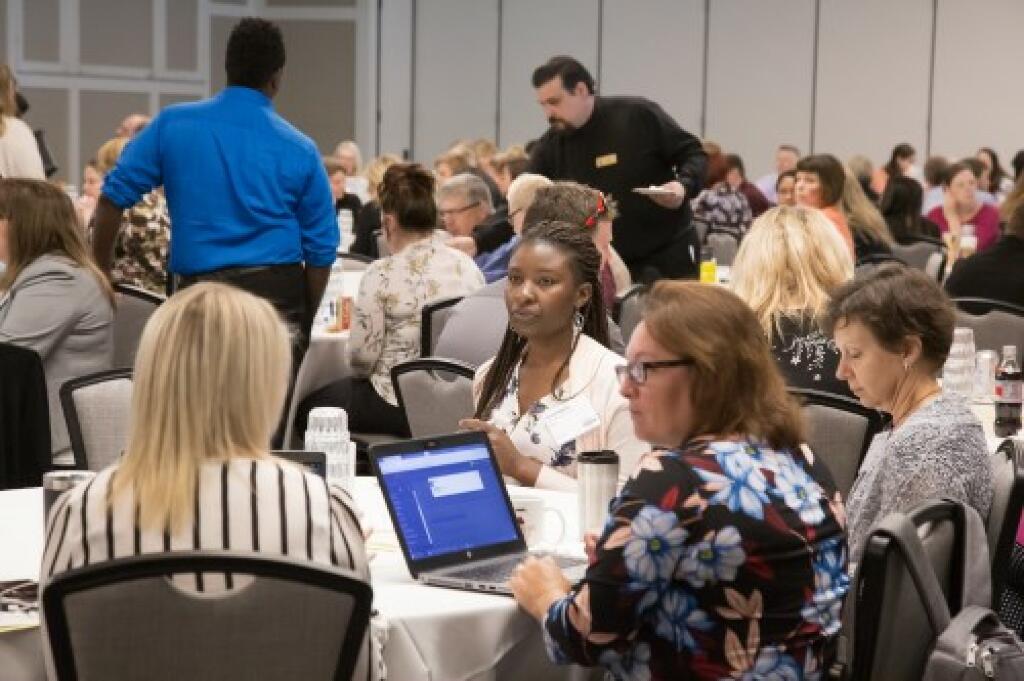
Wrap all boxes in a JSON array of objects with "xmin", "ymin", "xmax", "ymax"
[
  {"xmin": 364, "ymin": 153, "xmax": 401, "ymax": 201},
  {"xmin": 731, "ymin": 205, "xmax": 854, "ymax": 337},
  {"xmin": 0, "ymin": 65, "xmax": 17, "ymax": 135},
  {"xmin": 841, "ymin": 165, "xmax": 894, "ymax": 246},
  {"xmin": 96, "ymin": 136, "xmax": 130, "ymax": 174},
  {"xmin": 434, "ymin": 143, "xmax": 476, "ymax": 175},
  {"xmin": 491, "ymin": 144, "xmax": 528, "ymax": 172},
  {"xmin": 0, "ymin": 179, "xmax": 113, "ymax": 304},
  {"xmin": 333, "ymin": 140, "xmax": 362, "ymax": 173},
  {"xmin": 112, "ymin": 283, "xmax": 291, "ymax": 532}
]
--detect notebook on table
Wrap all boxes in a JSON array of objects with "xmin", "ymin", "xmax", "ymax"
[{"xmin": 369, "ymin": 432, "xmax": 586, "ymax": 595}]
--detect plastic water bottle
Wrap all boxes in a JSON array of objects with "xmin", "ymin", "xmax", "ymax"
[
  {"xmin": 943, "ymin": 327, "xmax": 976, "ymax": 397},
  {"xmin": 304, "ymin": 407, "xmax": 355, "ymax": 489},
  {"xmin": 995, "ymin": 345, "xmax": 1023, "ymax": 437},
  {"xmin": 337, "ymin": 209, "xmax": 354, "ymax": 252}
]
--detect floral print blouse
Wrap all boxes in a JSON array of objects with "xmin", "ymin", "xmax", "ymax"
[
  {"xmin": 350, "ymin": 232, "xmax": 484, "ymax": 405},
  {"xmin": 543, "ymin": 436, "xmax": 849, "ymax": 680}
]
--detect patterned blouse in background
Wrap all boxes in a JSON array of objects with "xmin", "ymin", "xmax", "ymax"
[
  {"xmin": 770, "ymin": 315, "xmax": 854, "ymax": 399},
  {"xmin": 350, "ymin": 231, "xmax": 485, "ymax": 405},
  {"xmin": 88, "ymin": 190, "xmax": 171, "ymax": 296},
  {"xmin": 543, "ymin": 436, "xmax": 849, "ymax": 681},
  {"xmin": 692, "ymin": 184, "xmax": 753, "ymax": 242}
]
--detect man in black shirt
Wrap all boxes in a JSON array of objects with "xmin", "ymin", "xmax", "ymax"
[{"xmin": 527, "ymin": 56, "xmax": 707, "ymax": 282}]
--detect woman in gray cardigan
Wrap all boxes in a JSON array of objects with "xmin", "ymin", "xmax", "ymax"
[
  {"xmin": 824, "ymin": 264, "xmax": 992, "ymax": 563},
  {"xmin": 0, "ymin": 178, "xmax": 114, "ymax": 463}
]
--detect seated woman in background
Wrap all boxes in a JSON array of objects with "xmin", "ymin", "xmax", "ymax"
[
  {"xmin": 796, "ymin": 153, "xmax": 855, "ymax": 255},
  {"xmin": 350, "ymin": 153, "xmax": 400, "ymax": 259},
  {"xmin": 840, "ymin": 165, "xmax": 895, "ymax": 263},
  {"xmin": 880, "ymin": 175, "xmax": 942, "ymax": 244},
  {"xmin": 775, "ymin": 169, "xmax": 797, "ymax": 207},
  {"xmin": 40, "ymin": 283, "xmax": 376, "ymax": 678},
  {"xmin": 691, "ymin": 144, "xmax": 752, "ymax": 241},
  {"xmin": 926, "ymin": 161, "xmax": 1001, "ymax": 256},
  {"xmin": 824, "ymin": 264, "xmax": 992, "ymax": 563},
  {"xmin": 299, "ymin": 163, "xmax": 485, "ymax": 437},
  {"xmin": 75, "ymin": 159, "xmax": 104, "ymax": 227},
  {"xmin": 510, "ymin": 281, "xmax": 848, "ymax": 679},
  {"xmin": 0, "ymin": 178, "xmax": 113, "ymax": 464},
  {"xmin": 731, "ymin": 206, "xmax": 855, "ymax": 397},
  {"xmin": 871, "ymin": 142, "xmax": 916, "ymax": 195},
  {"xmin": 461, "ymin": 220, "xmax": 645, "ymax": 490},
  {"xmin": 92, "ymin": 136, "xmax": 172, "ymax": 295}
]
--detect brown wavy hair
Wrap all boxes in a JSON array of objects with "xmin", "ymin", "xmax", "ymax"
[
  {"xmin": 379, "ymin": 162, "xmax": 436, "ymax": 232},
  {"xmin": 0, "ymin": 179, "xmax": 113, "ymax": 305},
  {"xmin": 643, "ymin": 281, "xmax": 804, "ymax": 450}
]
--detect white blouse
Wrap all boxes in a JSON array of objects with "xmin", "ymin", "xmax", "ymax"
[{"xmin": 474, "ymin": 334, "xmax": 647, "ymax": 491}]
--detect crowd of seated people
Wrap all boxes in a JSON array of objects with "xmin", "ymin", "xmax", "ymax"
[{"xmin": 7, "ymin": 37, "xmax": 1024, "ymax": 678}]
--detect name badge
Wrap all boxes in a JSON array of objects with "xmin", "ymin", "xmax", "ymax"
[
  {"xmin": 541, "ymin": 396, "xmax": 601, "ymax": 446},
  {"xmin": 595, "ymin": 153, "xmax": 618, "ymax": 169}
]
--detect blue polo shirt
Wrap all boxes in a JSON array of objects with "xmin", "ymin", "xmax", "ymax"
[{"xmin": 102, "ymin": 86, "xmax": 338, "ymax": 275}]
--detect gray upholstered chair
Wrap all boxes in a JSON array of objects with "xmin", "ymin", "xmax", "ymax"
[
  {"xmin": 391, "ymin": 358, "xmax": 476, "ymax": 438},
  {"xmin": 112, "ymin": 284, "xmax": 163, "ymax": 370},
  {"xmin": 705, "ymin": 231, "xmax": 738, "ymax": 266},
  {"xmin": 890, "ymin": 240, "xmax": 944, "ymax": 276},
  {"xmin": 953, "ymin": 306, "xmax": 1024, "ymax": 355},
  {"xmin": 788, "ymin": 388, "xmax": 884, "ymax": 499},
  {"xmin": 613, "ymin": 284, "xmax": 645, "ymax": 347},
  {"xmin": 59, "ymin": 369, "xmax": 133, "ymax": 471},
  {"xmin": 420, "ymin": 296, "xmax": 464, "ymax": 357},
  {"xmin": 989, "ymin": 438, "xmax": 1024, "ymax": 605},
  {"xmin": 42, "ymin": 551, "xmax": 372, "ymax": 681}
]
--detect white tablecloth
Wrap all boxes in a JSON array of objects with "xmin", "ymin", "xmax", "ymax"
[{"xmin": 0, "ymin": 478, "xmax": 599, "ymax": 681}]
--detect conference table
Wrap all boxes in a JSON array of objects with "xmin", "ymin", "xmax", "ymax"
[{"xmin": 0, "ymin": 478, "xmax": 601, "ymax": 681}]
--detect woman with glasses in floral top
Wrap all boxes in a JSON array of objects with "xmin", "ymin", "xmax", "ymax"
[
  {"xmin": 460, "ymin": 220, "xmax": 645, "ymax": 490},
  {"xmin": 510, "ymin": 281, "xmax": 849, "ymax": 681}
]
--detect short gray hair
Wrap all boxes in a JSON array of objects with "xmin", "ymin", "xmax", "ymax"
[{"xmin": 438, "ymin": 173, "xmax": 493, "ymax": 211}]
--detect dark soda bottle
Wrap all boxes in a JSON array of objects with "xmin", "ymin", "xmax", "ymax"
[{"xmin": 994, "ymin": 345, "xmax": 1022, "ymax": 437}]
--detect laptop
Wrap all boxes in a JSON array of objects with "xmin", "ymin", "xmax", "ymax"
[{"xmin": 370, "ymin": 432, "xmax": 587, "ymax": 595}]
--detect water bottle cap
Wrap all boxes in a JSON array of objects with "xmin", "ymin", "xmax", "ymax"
[{"xmin": 308, "ymin": 406, "xmax": 348, "ymax": 432}]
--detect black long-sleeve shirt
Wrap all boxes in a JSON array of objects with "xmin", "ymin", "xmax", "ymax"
[{"xmin": 528, "ymin": 96, "xmax": 706, "ymax": 263}]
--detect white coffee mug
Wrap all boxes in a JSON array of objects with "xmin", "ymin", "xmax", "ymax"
[{"xmin": 510, "ymin": 495, "xmax": 566, "ymax": 547}]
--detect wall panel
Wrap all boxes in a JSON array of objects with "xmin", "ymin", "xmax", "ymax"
[
  {"xmin": 80, "ymin": 0, "xmax": 153, "ymax": 69},
  {"xmin": 497, "ymin": 0, "xmax": 599, "ymax": 148},
  {"xmin": 705, "ymin": 0, "xmax": 816, "ymax": 180},
  {"xmin": 24, "ymin": 0, "xmax": 60, "ymax": 63},
  {"xmin": 20, "ymin": 87, "xmax": 68, "ymax": 182}
]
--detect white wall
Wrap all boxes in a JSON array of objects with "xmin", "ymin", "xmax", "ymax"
[{"xmin": 375, "ymin": 0, "xmax": 1024, "ymax": 180}]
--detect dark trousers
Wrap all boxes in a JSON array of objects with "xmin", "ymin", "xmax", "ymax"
[
  {"xmin": 178, "ymin": 264, "xmax": 310, "ymax": 372},
  {"xmin": 296, "ymin": 377, "xmax": 410, "ymax": 439},
  {"xmin": 626, "ymin": 228, "xmax": 699, "ymax": 284}
]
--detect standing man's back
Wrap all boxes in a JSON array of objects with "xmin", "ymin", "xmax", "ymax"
[{"xmin": 92, "ymin": 17, "xmax": 337, "ymax": 363}]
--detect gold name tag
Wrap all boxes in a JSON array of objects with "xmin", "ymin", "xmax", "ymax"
[{"xmin": 595, "ymin": 153, "xmax": 618, "ymax": 168}]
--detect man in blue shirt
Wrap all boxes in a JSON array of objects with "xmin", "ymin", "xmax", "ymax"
[{"xmin": 91, "ymin": 18, "xmax": 338, "ymax": 362}]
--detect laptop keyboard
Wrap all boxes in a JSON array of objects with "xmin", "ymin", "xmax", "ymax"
[{"xmin": 443, "ymin": 553, "xmax": 586, "ymax": 583}]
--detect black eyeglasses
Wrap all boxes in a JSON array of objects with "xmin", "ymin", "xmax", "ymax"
[
  {"xmin": 439, "ymin": 202, "xmax": 480, "ymax": 218},
  {"xmin": 615, "ymin": 359, "xmax": 693, "ymax": 385}
]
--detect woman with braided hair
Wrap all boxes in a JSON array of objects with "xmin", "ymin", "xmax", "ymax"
[{"xmin": 460, "ymin": 220, "xmax": 646, "ymax": 490}]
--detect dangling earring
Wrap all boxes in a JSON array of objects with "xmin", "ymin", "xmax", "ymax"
[{"xmin": 573, "ymin": 309, "xmax": 584, "ymax": 333}]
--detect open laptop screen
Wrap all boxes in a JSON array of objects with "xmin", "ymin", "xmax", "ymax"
[{"xmin": 376, "ymin": 440, "xmax": 519, "ymax": 561}]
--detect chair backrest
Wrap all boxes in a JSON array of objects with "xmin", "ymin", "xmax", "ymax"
[
  {"xmin": 0, "ymin": 342, "xmax": 51, "ymax": 489},
  {"xmin": 924, "ymin": 250, "xmax": 946, "ymax": 281},
  {"xmin": 705, "ymin": 231, "xmax": 738, "ymax": 266},
  {"xmin": 420, "ymin": 296, "xmax": 464, "ymax": 356},
  {"xmin": 112, "ymin": 284, "xmax": 163, "ymax": 369},
  {"xmin": 891, "ymin": 240, "xmax": 943, "ymax": 272},
  {"xmin": 59, "ymin": 369, "xmax": 133, "ymax": 471},
  {"xmin": 953, "ymin": 297, "xmax": 1024, "ymax": 318},
  {"xmin": 391, "ymin": 358, "xmax": 476, "ymax": 438},
  {"xmin": 43, "ymin": 551, "xmax": 372, "ymax": 681},
  {"xmin": 613, "ymin": 284, "xmax": 646, "ymax": 346},
  {"xmin": 989, "ymin": 438, "xmax": 1024, "ymax": 605},
  {"xmin": 788, "ymin": 388, "xmax": 885, "ymax": 499},
  {"xmin": 954, "ymin": 307, "xmax": 1024, "ymax": 355},
  {"xmin": 335, "ymin": 252, "xmax": 373, "ymax": 272}
]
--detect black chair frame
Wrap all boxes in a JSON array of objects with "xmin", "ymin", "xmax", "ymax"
[
  {"xmin": 43, "ymin": 551, "xmax": 373, "ymax": 681},
  {"xmin": 953, "ymin": 297, "xmax": 1024, "ymax": 317},
  {"xmin": 391, "ymin": 357, "xmax": 477, "ymax": 421},
  {"xmin": 855, "ymin": 252, "xmax": 907, "ymax": 268},
  {"xmin": 612, "ymin": 284, "xmax": 646, "ymax": 326},
  {"xmin": 787, "ymin": 386, "xmax": 888, "ymax": 468},
  {"xmin": 992, "ymin": 438, "xmax": 1024, "ymax": 604},
  {"xmin": 113, "ymin": 282, "xmax": 165, "ymax": 306},
  {"xmin": 58, "ymin": 368, "xmax": 133, "ymax": 471},
  {"xmin": 420, "ymin": 296, "xmax": 465, "ymax": 356},
  {"xmin": 336, "ymin": 251, "xmax": 373, "ymax": 264},
  {"xmin": 852, "ymin": 499, "xmax": 966, "ymax": 680}
]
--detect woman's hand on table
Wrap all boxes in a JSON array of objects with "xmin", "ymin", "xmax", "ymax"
[
  {"xmin": 509, "ymin": 555, "xmax": 571, "ymax": 622},
  {"xmin": 459, "ymin": 418, "xmax": 541, "ymax": 485}
]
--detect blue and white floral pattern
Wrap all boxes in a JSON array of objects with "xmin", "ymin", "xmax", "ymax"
[{"xmin": 543, "ymin": 437, "xmax": 849, "ymax": 680}]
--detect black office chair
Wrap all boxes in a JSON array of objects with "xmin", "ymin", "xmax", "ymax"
[
  {"xmin": 952, "ymin": 297, "xmax": 1024, "ymax": 317},
  {"xmin": 613, "ymin": 284, "xmax": 646, "ymax": 346},
  {"xmin": 43, "ymin": 551, "xmax": 373, "ymax": 681},
  {"xmin": 990, "ymin": 438, "xmax": 1024, "ymax": 607}
]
